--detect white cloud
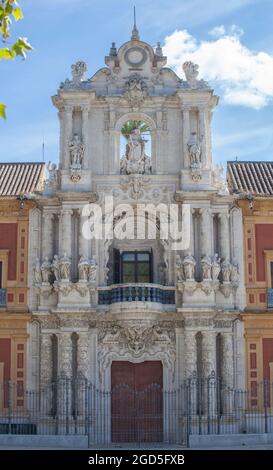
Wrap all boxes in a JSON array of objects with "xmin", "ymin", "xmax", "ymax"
[
  {"xmin": 209, "ymin": 25, "xmax": 226, "ymax": 37},
  {"xmin": 163, "ymin": 27, "xmax": 273, "ymax": 109}
]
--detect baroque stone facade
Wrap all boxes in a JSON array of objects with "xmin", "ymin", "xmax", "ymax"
[{"xmin": 27, "ymin": 24, "xmax": 246, "ymax": 395}]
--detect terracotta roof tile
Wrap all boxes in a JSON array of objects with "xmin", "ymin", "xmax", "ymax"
[
  {"xmin": 0, "ymin": 162, "xmax": 45, "ymax": 196},
  {"xmin": 227, "ymin": 161, "xmax": 273, "ymax": 196}
]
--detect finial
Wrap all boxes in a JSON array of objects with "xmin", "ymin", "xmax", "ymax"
[
  {"xmin": 131, "ymin": 6, "xmax": 140, "ymax": 40},
  {"xmin": 155, "ymin": 42, "xmax": 163, "ymax": 57},
  {"xmin": 109, "ymin": 42, "xmax": 117, "ymax": 56}
]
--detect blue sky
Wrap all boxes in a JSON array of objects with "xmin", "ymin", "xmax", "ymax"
[{"xmin": 1, "ymin": 0, "xmax": 273, "ymax": 167}]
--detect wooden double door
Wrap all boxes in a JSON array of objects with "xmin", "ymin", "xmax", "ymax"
[{"xmin": 111, "ymin": 361, "xmax": 163, "ymax": 442}]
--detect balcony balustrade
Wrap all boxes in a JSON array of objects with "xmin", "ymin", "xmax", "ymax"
[{"xmin": 98, "ymin": 283, "xmax": 175, "ymax": 305}]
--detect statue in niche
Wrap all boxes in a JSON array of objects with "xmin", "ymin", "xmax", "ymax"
[
  {"xmin": 33, "ymin": 258, "xmax": 42, "ymax": 284},
  {"xmin": 211, "ymin": 254, "xmax": 221, "ymax": 281},
  {"xmin": 41, "ymin": 257, "xmax": 52, "ymax": 283},
  {"xmin": 182, "ymin": 253, "xmax": 196, "ymax": 281},
  {"xmin": 201, "ymin": 255, "xmax": 212, "ymax": 280},
  {"xmin": 221, "ymin": 259, "xmax": 231, "ymax": 282},
  {"xmin": 89, "ymin": 259, "xmax": 97, "ymax": 283},
  {"xmin": 78, "ymin": 256, "xmax": 90, "ymax": 281},
  {"xmin": 188, "ymin": 132, "xmax": 202, "ymax": 168},
  {"xmin": 121, "ymin": 128, "xmax": 151, "ymax": 175},
  {"xmin": 52, "ymin": 255, "xmax": 60, "ymax": 281},
  {"xmin": 69, "ymin": 133, "xmax": 84, "ymax": 168},
  {"xmin": 59, "ymin": 253, "xmax": 71, "ymax": 280}
]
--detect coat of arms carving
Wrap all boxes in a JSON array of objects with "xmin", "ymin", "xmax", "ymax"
[{"xmin": 124, "ymin": 74, "xmax": 148, "ymax": 107}]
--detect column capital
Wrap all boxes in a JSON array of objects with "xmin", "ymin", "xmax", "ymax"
[
  {"xmin": 81, "ymin": 105, "xmax": 90, "ymax": 114},
  {"xmin": 181, "ymin": 104, "xmax": 191, "ymax": 112},
  {"xmin": 64, "ymin": 104, "xmax": 74, "ymax": 114}
]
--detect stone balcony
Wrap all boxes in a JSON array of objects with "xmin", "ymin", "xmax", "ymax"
[{"xmin": 98, "ymin": 283, "xmax": 175, "ymax": 306}]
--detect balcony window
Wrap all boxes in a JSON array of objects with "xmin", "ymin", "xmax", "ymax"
[{"xmin": 113, "ymin": 250, "xmax": 153, "ymax": 284}]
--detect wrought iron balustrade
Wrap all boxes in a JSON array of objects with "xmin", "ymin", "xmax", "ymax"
[
  {"xmin": 268, "ymin": 288, "xmax": 273, "ymax": 308},
  {"xmin": 0, "ymin": 289, "xmax": 6, "ymax": 307},
  {"xmin": 98, "ymin": 283, "xmax": 175, "ymax": 305}
]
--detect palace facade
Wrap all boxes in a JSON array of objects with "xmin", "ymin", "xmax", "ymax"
[{"xmin": 26, "ymin": 23, "xmax": 246, "ymax": 403}]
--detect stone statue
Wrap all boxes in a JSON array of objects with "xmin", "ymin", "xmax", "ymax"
[
  {"xmin": 59, "ymin": 253, "xmax": 71, "ymax": 280},
  {"xmin": 46, "ymin": 161, "xmax": 58, "ymax": 189},
  {"xmin": 201, "ymin": 255, "xmax": 212, "ymax": 280},
  {"xmin": 41, "ymin": 257, "xmax": 52, "ymax": 283},
  {"xmin": 69, "ymin": 133, "xmax": 84, "ymax": 168},
  {"xmin": 230, "ymin": 260, "xmax": 239, "ymax": 285},
  {"xmin": 211, "ymin": 254, "xmax": 221, "ymax": 281},
  {"xmin": 89, "ymin": 259, "xmax": 97, "ymax": 283},
  {"xmin": 175, "ymin": 254, "xmax": 184, "ymax": 282},
  {"xmin": 188, "ymin": 132, "xmax": 202, "ymax": 168},
  {"xmin": 221, "ymin": 259, "xmax": 231, "ymax": 282},
  {"xmin": 182, "ymin": 253, "xmax": 196, "ymax": 281},
  {"xmin": 212, "ymin": 163, "xmax": 229, "ymax": 196},
  {"xmin": 183, "ymin": 61, "xmax": 199, "ymax": 87},
  {"xmin": 71, "ymin": 61, "xmax": 87, "ymax": 84},
  {"xmin": 121, "ymin": 128, "xmax": 151, "ymax": 175},
  {"xmin": 33, "ymin": 258, "xmax": 42, "ymax": 284},
  {"xmin": 78, "ymin": 256, "xmax": 90, "ymax": 281},
  {"xmin": 52, "ymin": 255, "xmax": 60, "ymax": 281}
]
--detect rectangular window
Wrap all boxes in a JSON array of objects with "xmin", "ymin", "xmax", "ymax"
[{"xmin": 121, "ymin": 251, "xmax": 152, "ymax": 283}]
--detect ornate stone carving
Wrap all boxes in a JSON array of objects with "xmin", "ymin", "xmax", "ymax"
[
  {"xmin": 78, "ymin": 256, "xmax": 90, "ymax": 281},
  {"xmin": 200, "ymin": 280, "xmax": 213, "ymax": 295},
  {"xmin": 89, "ymin": 259, "xmax": 98, "ymax": 283},
  {"xmin": 98, "ymin": 321, "xmax": 175, "ymax": 358},
  {"xmin": 33, "ymin": 258, "xmax": 42, "ymax": 284},
  {"xmin": 59, "ymin": 254, "xmax": 71, "ymax": 281},
  {"xmin": 52, "ymin": 255, "xmax": 60, "ymax": 281},
  {"xmin": 36, "ymin": 283, "xmax": 54, "ymax": 299},
  {"xmin": 120, "ymin": 128, "xmax": 151, "ymax": 175},
  {"xmin": 175, "ymin": 254, "xmax": 184, "ymax": 282},
  {"xmin": 46, "ymin": 161, "xmax": 59, "ymax": 190},
  {"xmin": 124, "ymin": 74, "xmax": 148, "ymax": 108},
  {"xmin": 220, "ymin": 282, "xmax": 232, "ymax": 298},
  {"xmin": 212, "ymin": 163, "xmax": 229, "ymax": 196},
  {"xmin": 183, "ymin": 61, "xmax": 199, "ymax": 88},
  {"xmin": 182, "ymin": 61, "xmax": 209, "ymax": 90},
  {"xmin": 71, "ymin": 61, "xmax": 87, "ymax": 84},
  {"xmin": 230, "ymin": 260, "xmax": 239, "ymax": 287},
  {"xmin": 182, "ymin": 253, "xmax": 196, "ymax": 281},
  {"xmin": 211, "ymin": 254, "xmax": 221, "ymax": 281},
  {"xmin": 55, "ymin": 282, "xmax": 73, "ymax": 297},
  {"xmin": 122, "ymin": 174, "xmax": 151, "ymax": 200},
  {"xmin": 221, "ymin": 259, "xmax": 231, "ymax": 282},
  {"xmin": 201, "ymin": 255, "xmax": 212, "ymax": 280},
  {"xmin": 184, "ymin": 317, "xmax": 214, "ymax": 328},
  {"xmin": 75, "ymin": 282, "xmax": 89, "ymax": 297},
  {"xmin": 41, "ymin": 257, "xmax": 52, "ymax": 283},
  {"xmin": 69, "ymin": 133, "xmax": 84, "ymax": 182}
]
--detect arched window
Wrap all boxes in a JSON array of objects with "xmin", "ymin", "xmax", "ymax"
[
  {"xmin": 216, "ymin": 333, "xmax": 223, "ymax": 382},
  {"xmin": 120, "ymin": 120, "xmax": 152, "ymax": 175}
]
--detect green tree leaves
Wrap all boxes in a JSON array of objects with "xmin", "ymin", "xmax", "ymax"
[
  {"xmin": 0, "ymin": 1, "xmax": 32, "ymax": 118},
  {"xmin": 121, "ymin": 120, "xmax": 150, "ymax": 140}
]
